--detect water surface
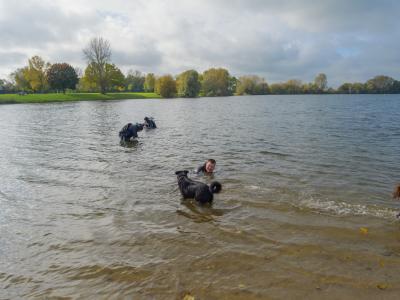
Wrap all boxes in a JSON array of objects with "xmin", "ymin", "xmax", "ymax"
[{"xmin": 1, "ymin": 95, "xmax": 400, "ymax": 299}]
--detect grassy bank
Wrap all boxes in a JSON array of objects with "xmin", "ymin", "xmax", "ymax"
[{"xmin": 0, "ymin": 92, "xmax": 161, "ymax": 104}]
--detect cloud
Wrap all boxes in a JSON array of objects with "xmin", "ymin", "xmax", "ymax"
[
  {"xmin": 113, "ymin": 47, "xmax": 163, "ymax": 71},
  {"xmin": 0, "ymin": 0, "xmax": 399, "ymax": 85}
]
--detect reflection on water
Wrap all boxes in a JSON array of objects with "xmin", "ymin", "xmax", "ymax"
[{"xmin": 1, "ymin": 95, "xmax": 400, "ymax": 299}]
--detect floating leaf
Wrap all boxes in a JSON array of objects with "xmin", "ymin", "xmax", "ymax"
[
  {"xmin": 183, "ymin": 293, "xmax": 195, "ymax": 300},
  {"xmin": 360, "ymin": 227, "xmax": 368, "ymax": 235},
  {"xmin": 377, "ymin": 283, "xmax": 388, "ymax": 290},
  {"xmin": 238, "ymin": 284, "xmax": 246, "ymax": 289}
]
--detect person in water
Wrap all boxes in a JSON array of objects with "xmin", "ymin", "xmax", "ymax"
[
  {"xmin": 393, "ymin": 183, "xmax": 400, "ymax": 218},
  {"xmin": 119, "ymin": 123, "xmax": 144, "ymax": 141},
  {"xmin": 195, "ymin": 159, "xmax": 216, "ymax": 174},
  {"xmin": 144, "ymin": 117, "xmax": 157, "ymax": 129}
]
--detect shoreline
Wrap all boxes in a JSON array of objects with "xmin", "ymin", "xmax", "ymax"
[
  {"xmin": 0, "ymin": 92, "xmax": 161, "ymax": 104},
  {"xmin": 1, "ymin": 92, "xmax": 398, "ymax": 105}
]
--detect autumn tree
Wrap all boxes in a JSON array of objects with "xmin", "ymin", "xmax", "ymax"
[
  {"xmin": 236, "ymin": 75, "xmax": 269, "ymax": 95},
  {"xmin": 11, "ymin": 68, "xmax": 31, "ymax": 91},
  {"xmin": 176, "ymin": 70, "xmax": 201, "ymax": 97},
  {"xmin": 24, "ymin": 56, "xmax": 49, "ymax": 92},
  {"xmin": 83, "ymin": 37, "xmax": 111, "ymax": 94},
  {"xmin": 285, "ymin": 79, "xmax": 303, "ymax": 94},
  {"xmin": 155, "ymin": 75, "xmax": 176, "ymax": 98},
  {"xmin": 81, "ymin": 62, "xmax": 124, "ymax": 92},
  {"xmin": 365, "ymin": 75, "xmax": 396, "ymax": 93},
  {"xmin": 201, "ymin": 68, "xmax": 232, "ymax": 97}
]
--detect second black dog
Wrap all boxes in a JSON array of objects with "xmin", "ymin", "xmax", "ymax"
[{"xmin": 175, "ymin": 170, "xmax": 222, "ymax": 204}]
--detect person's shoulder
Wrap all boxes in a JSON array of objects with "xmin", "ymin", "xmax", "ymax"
[{"xmin": 194, "ymin": 164, "xmax": 205, "ymax": 174}]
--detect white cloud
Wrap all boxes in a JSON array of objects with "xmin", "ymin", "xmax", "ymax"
[{"xmin": 0, "ymin": 0, "xmax": 399, "ymax": 86}]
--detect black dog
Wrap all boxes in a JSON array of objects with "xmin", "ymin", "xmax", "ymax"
[
  {"xmin": 175, "ymin": 170, "xmax": 221, "ymax": 204},
  {"xmin": 119, "ymin": 123, "xmax": 144, "ymax": 141}
]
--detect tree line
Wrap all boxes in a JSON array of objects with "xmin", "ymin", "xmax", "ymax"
[{"xmin": 1, "ymin": 37, "xmax": 400, "ymax": 97}]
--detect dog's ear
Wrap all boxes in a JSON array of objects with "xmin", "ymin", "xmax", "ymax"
[
  {"xmin": 175, "ymin": 171, "xmax": 182, "ymax": 175},
  {"xmin": 183, "ymin": 170, "xmax": 189, "ymax": 175}
]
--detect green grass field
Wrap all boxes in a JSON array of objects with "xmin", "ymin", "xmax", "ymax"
[{"xmin": 0, "ymin": 92, "xmax": 161, "ymax": 104}]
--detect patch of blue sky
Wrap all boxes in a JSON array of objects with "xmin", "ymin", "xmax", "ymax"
[{"xmin": 336, "ymin": 47, "xmax": 360, "ymax": 58}]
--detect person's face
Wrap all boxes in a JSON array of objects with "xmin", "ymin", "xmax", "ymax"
[{"xmin": 205, "ymin": 162, "xmax": 215, "ymax": 173}]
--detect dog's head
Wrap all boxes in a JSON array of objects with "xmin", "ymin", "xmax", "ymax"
[
  {"xmin": 175, "ymin": 170, "xmax": 189, "ymax": 178},
  {"xmin": 210, "ymin": 181, "xmax": 222, "ymax": 194},
  {"xmin": 136, "ymin": 123, "xmax": 144, "ymax": 131}
]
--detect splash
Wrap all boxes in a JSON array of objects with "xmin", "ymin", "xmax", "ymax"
[{"xmin": 298, "ymin": 197, "xmax": 397, "ymax": 220}]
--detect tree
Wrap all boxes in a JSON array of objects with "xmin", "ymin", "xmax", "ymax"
[
  {"xmin": 125, "ymin": 70, "xmax": 145, "ymax": 92},
  {"xmin": 81, "ymin": 62, "xmax": 124, "ymax": 92},
  {"xmin": 83, "ymin": 37, "xmax": 111, "ymax": 94},
  {"xmin": 155, "ymin": 75, "xmax": 176, "ymax": 98},
  {"xmin": 301, "ymin": 82, "xmax": 317, "ymax": 94},
  {"xmin": 351, "ymin": 82, "xmax": 366, "ymax": 94},
  {"xmin": 46, "ymin": 63, "xmax": 79, "ymax": 93},
  {"xmin": 0, "ymin": 79, "xmax": 5, "ymax": 93},
  {"xmin": 106, "ymin": 64, "xmax": 125, "ymax": 91},
  {"xmin": 236, "ymin": 75, "xmax": 269, "ymax": 95},
  {"xmin": 314, "ymin": 73, "xmax": 328, "ymax": 92},
  {"xmin": 24, "ymin": 56, "xmax": 49, "ymax": 92},
  {"xmin": 392, "ymin": 80, "xmax": 400, "ymax": 93},
  {"xmin": 0, "ymin": 78, "xmax": 15, "ymax": 93},
  {"xmin": 269, "ymin": 79, "xmax": 303, "ymax": 94},
  {"xmin": 11, "ymin": 67, "xmax": 31, "ymax": 91},
  {"xmin": 283, "ymin": 79, "xmax": 303, "ymax": 94},
  {"xmin": 201, "ymin": 68, "xmax": 232, "ymax": 96},
  {"xmin": 269, "ymin": 83, "xmax": 285, "ymax": 94},
  {"xmin": 176, "ymin": 70, "xmax": 201, "ymax": 97},
  {"xmin": 366, "ymin": 75, "xmax": 395, "ymax": 93},
  {"xmin": 144, "ymin": 73, "xmax": 155, "ymax": 92},
  {"xmin": 337, "ymin": 82, "xmax": 352, "ymax": 94},
  {"xmin": 228, "ymin": 76, "xmax": 238, "ymax": 95}
]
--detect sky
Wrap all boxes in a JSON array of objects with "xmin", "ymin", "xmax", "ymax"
[{"xmin": 0, "ymin": 0, "xmax": 399, "ymax": 86}]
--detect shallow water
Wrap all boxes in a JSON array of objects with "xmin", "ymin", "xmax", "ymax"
[{"xmin": 1, "ymin": 95, "xmax": 400, "ymax": 299}]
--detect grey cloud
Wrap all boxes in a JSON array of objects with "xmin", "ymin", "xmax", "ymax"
[
  {"xmin": 210, "ymin": 0, "xmax": 400, "ymax": 34},
  {"xmin": 46, "ymin": 49, "xmax": 85, "ymax": 67},
  {"xmin": 0, "ymin": 52, "xmax": 27, "ymax": 66},
  {"xmin": 113, "ymin": 47, "xmax": 163, "ymax": 68},
  {"xmin": 0, "ymin": 1, "xmax": 101, "ymax": 48},
  {"xmin": 0, "ymin": 0, "xmax": 400, "ymax": 84}
]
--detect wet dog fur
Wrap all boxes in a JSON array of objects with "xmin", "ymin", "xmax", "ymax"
[
  {"xmin": 393, "ymin": 183, "xmax": 400, "ymax": 218},
  {"xmin": 175, "ymin": 170, "xmax": 221, "ymax": 204}
]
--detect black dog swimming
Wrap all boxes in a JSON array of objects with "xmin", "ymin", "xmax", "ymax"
[
  {"xmin": 119, "ymin": 123, "xmax": 144, "ymax": 142},
  {"xmin": 175, "ymin": 170, "xmax": 221, "ymax": 204},
  {"xmin": 144, "ymin": 116, "xmax": 157, "ymax": 129}
]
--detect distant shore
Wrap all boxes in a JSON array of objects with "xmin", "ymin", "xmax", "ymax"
[{"xmin": 0, "ymin": 92, "xmax": 161, "ymax": 104}]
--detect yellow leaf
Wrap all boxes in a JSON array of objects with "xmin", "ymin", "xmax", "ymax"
[
  {"xmin": 360, "ymin": 227, "xmax": 368, "ymax": 235},
  {"xmin": 377, "ymin": 283, "xmax": 388, "ymax": 290},
  {"xmin": 183, "ymin": 293, "xmax": 195, "ymax": 300}
]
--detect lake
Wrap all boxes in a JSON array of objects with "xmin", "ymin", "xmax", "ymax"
[{"xmin": 1, "ymin": 94, "xmax": 400, "ymax": 299}]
